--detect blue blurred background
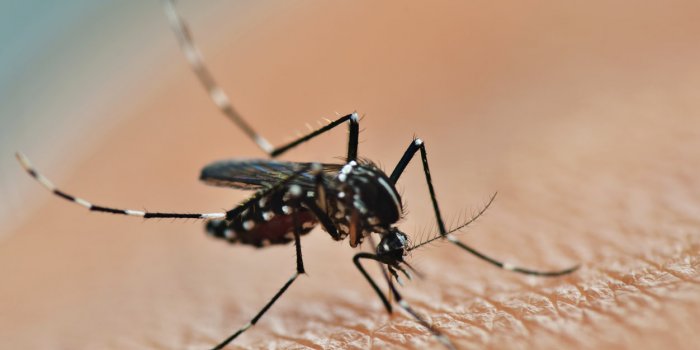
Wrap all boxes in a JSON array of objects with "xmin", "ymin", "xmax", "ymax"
[{"xmin": 0, "ymin": 1, "xmax": 179, "ymax": 237}]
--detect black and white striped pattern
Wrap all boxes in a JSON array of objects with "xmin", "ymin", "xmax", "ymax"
[
  {"xmin": 16, "ymin": 152, "xmax": 226, "ymax": 220},
  {"xmin": 163, "ymin": 0, "xmax": 360, "ymax": 161},
  {"xmin": 163, "ymin": 0, "xmax": 274, "ymax": 154}
]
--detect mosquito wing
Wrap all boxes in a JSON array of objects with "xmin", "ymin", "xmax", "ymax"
[{"xmin": 200, "ymin": 159, "xmax": 341, "ymax": 190}]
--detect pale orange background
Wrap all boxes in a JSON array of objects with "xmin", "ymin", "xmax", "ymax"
[{"xmin": 2, "ymin": 1, "xmax": 700, "ymax": 349}]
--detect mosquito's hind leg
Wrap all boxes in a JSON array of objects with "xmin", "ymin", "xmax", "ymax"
[
  {"xmin": 162, "ymin": 0, "xmax": 359, "ymax": 161},
  {"xmin": 16, "ymin": 152, "xmax": 226, "ymax": 220},
  {"xmin": 16, "ymin": 153, "xmax": 316, "ymax": 227}
]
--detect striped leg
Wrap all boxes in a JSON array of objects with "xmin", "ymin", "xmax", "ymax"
[
  {"xmin": 16, "ymin": 152, "xmax": 225, "ymax": 220},
  {"xmin": 162, "ymin": 0, "xmax": 359, "ymax": 161},
  {"xmin": 17, "ymin": 153, "xmax": 314, "ymax": 223},
  {"xmin": 211, "ymin": 206, "xmax": 306, "ymax": 350},
  {"xmin": 163, "ymin": 0, "xmax": 359, "ymax": 162},
  {"xmin": 162, "ymin": 0, "xmax": 269, "ymax": 153},
  {"xmin": 390, "ymin": 139, "xmax": 579, "ymax": 277}
]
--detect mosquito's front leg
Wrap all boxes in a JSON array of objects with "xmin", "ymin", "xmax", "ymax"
[
  {"xmin": 389, "ymin": 139, "xmax": 579, "ymax": 276},
  {"xmin": 353, "ymin": 253, "xmax": 456, "ymax": 350}
]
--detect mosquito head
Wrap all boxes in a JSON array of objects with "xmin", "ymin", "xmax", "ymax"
[{"xmin": 375, "ymin": 228, "xmax": 409, "ymax": 265}]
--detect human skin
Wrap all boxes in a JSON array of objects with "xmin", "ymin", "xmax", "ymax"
[{"xmin": 1, "ymin": 1, "xmax": 700, "ymax": 349}]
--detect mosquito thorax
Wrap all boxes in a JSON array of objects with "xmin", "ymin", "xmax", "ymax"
[{"xmin": 325, "ymin": 160, "xmax": 403, "ymax": 244}]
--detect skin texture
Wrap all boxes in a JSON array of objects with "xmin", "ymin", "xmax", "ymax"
[{"xmin": 2, "ymin": 1, "xmax": 700, "ymax": 349}]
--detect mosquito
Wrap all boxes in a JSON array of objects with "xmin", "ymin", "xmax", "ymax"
[{"xmin": 17, "ymin": 1, "xmax": 579, "ymax": 349}]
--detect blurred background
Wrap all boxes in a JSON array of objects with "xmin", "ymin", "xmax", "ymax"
[
  {"xmin": 1, "ymin": 1, "xmax": 166, "ymax": 237},
  {"xmin": 1, "ymin": 1, "xmax": 700, "ymax": 349}
]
